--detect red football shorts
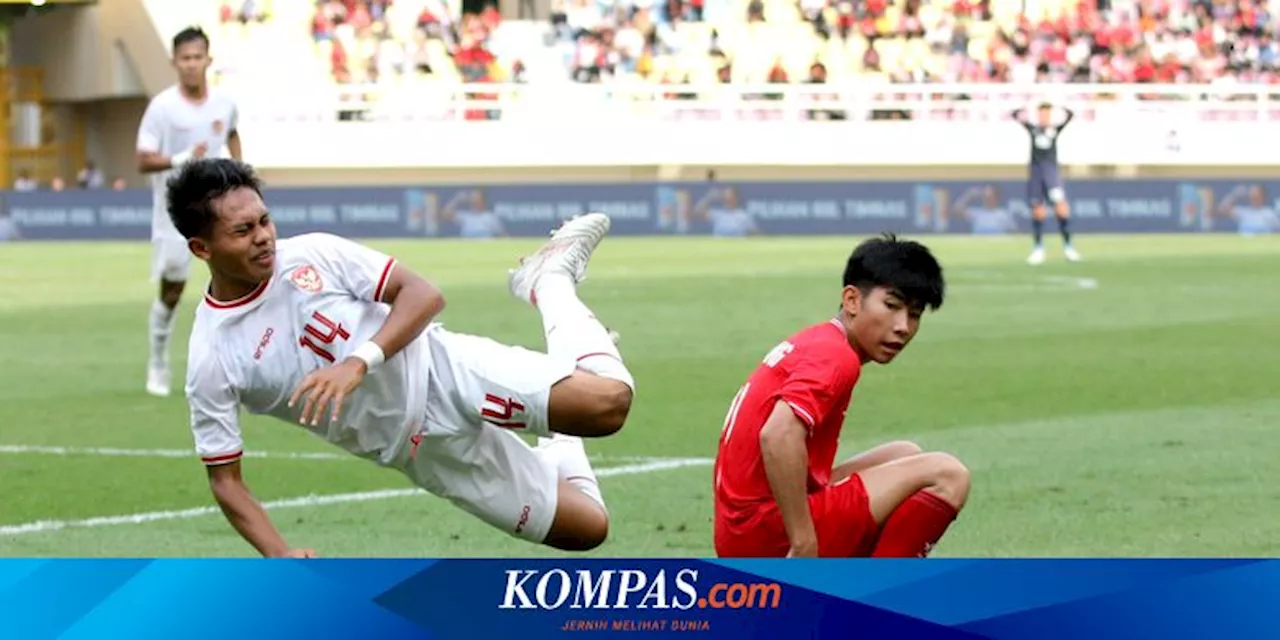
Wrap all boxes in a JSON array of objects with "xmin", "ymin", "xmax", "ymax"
[{"xmin": 714, "ymin": 474, "xmax": 879, "ymax": 558}]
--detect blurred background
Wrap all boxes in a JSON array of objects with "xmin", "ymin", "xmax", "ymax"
[
  {"xmin": 1, "ymin": 0, "xmax": 1279, "ymax": 559},
  {"xmin": 0, "ymin": 0, "xmax": 1278, "ymax": 238}
]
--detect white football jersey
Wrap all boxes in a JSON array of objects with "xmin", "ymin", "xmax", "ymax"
[
  {"xmin": 185, "ymin": 233, "xmax": 429, "ymax": 467},
  {"xmin": 136, "ymin": 85, "xmax": 239, "ymax": 239}
]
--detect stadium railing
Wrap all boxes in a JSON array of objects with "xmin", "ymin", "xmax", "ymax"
[
  {"xmin": 226, "ymin": 82, "xmax": 1280, "ymax": 125},
  {"xmin": 223, "ymin": 82, "xmax": 1280, "ymax": 168}
]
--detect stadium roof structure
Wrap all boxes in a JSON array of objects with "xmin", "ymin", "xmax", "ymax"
[{"xmin": 0, "ymin": 0, "xmax": 93, "ymax": 21}]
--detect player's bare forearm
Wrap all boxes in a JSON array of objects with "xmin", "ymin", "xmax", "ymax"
[
  {"xmin": 207, "ymin": 462, "xmax": 291, "ymax": 557},
  {"xmin": 136, "ymin": 151, "xmax": 172, "ymax": 174},
  {"xmin": 228, "ymin": 131, "xmax": 243, "ymax": 160},
  {"xmin": 759, "ymin": 401, "xmax": 818, "ymax": 553},
  {"xmin": 364, "ymin": 264, "xmax": 445, "ymax": 362}
]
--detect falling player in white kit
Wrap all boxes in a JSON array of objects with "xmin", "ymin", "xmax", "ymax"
[
  {"xmin": 171, "ymin": 159, "xmax": 635, "ymax": 557},
  {"xmin": 137, "ymin": 26, "xmax": 242, "ymax": 397}
]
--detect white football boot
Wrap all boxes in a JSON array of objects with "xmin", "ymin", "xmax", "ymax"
[
  {"xmin": 1026, "ymin": 246, "xmax": 1046, "ymax": 266},
  {"xmin": 146, "ymin": 361, "xmax": 172, "ymax": 397},
  {"xmin": 508, "ymin": 213, "xmax": 612, "ymax": 306}
]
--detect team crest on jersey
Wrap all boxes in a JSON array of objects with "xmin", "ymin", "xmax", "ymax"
[
  {"xmin": 212, "ymin": 119, "xmax": 225, "ymax": 135},
  {"xmin": 289, "ymin": 265, "xmax": 324, "ymax": 293}
]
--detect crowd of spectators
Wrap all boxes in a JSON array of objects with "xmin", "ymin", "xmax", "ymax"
[
  {"xmin": 549, "ymin": 0, "xmax": 1280, "ymax": 86},
  {"xmin": 216, "ymin": 0, "xmax": 1280, "ymax": 88}
]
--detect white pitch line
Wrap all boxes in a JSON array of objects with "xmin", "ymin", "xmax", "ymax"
[
  {"xmin": 952, "ymin": 271, "xmax": 1100, "ymax": 292},
  {"xmin": 0, "ymin": 457, "xmax": 713, "ymax": 537},
  {"xmin": 0, "ymin": 445, "xmax": 665, "ymax": 465},
  {"xmin": 0, "ymin": 444, "xmax": 349, "ymax": 461}
]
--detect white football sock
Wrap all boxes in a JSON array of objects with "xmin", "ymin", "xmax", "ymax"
[
  {"xmin": 149, "ymin": 299, "xmax": 177, "ymax": 368},
  {"xmin": 537, "ymin": 435, "xmax": 606, "ymax": 513},
  {"xmin": 534, "ymin": 273, "xmax": 634, "ymax": 391}
]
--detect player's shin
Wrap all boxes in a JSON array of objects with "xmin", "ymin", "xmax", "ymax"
[
  {"xmin": 535, "ymin": 273, "xmax": 634, "ymax": 391},
  {"xmin": 149, "ymin": 298, "xmax": 177, "ymax": 367}
]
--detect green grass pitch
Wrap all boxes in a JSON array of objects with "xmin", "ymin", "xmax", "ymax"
[{"xmin": 0, "ymin": 233, "xmax": 1276, "ymax": 557}]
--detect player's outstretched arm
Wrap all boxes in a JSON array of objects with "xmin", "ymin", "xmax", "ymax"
[
  {"xmin": 369, "ymin": 263, "xmax": 445, "ymax": 361},
  {"xmin": 759, "ymin": 400, "xmax": 819, "ymax": 558},
  {"xmin": 207, "ymin": 461, "xmax": 311, "ymax": 558}
]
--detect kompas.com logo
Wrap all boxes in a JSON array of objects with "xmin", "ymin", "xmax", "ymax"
[{"xmin": 498, "ymin": 568, "xmax": 783, "ymax": 610}]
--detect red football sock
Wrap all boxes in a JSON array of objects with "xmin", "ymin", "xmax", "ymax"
[{"xmin": 870, "ymin": 490, "xmax": 958, "ymax": 558}]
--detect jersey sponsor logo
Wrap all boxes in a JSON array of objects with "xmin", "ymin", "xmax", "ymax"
[
  {"xmin": 514, "ymin": 504, "xmax": 532, "ymax": 534},
  {"xmin": 289, "ymin": 265, "xmax": 324, "ymax": 293},
  {"xmin": 253, "ymin": 327, "xmax": 275, "ymax": 360}
]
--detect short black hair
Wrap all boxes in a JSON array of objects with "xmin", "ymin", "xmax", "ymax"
[
  {"xmin": 166, "ymin": 158, "xmax": 264, "ymax": 239},
  {"xmin": 843, "ymin": 233, "xmax": 945, "ymax": 311},
  {"xmin": 173, "ymin": 26, "xmax": 210, "ymax": 54}
]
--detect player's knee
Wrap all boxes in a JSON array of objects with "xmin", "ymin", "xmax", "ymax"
[
  {"xmin": 885, "ymin": 440, "xmax": 923, "ymax": 458},
  {"xmin": 550, "ymin": 374, "xmax": 631, "ymax": 437},
  {"xmin": 578, "ymin": 512, "xmax": 610, "ymax": 551},
  {"xmin": 926, "ymin": 452, "xmax": 970, "ymax": 509},
  {"xmin": 546, "ymin": 510, "xmax": 610, "ymax": 552},
  {"xmin": 160, "ymin": 282, "xmax": 184, "ymax": 308},
  {"xmin": 592, "ymin": 379, "xmax": 632, "ymax": 436}
]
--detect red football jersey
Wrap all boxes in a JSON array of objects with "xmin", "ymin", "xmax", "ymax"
[{"xmin": 713, "ymin": 319, "xmax": 863, "ymax": 525}]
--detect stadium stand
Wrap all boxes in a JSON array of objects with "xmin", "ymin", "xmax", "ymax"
[
  {"xmin": 206, "ymin": 0, "xmax": 1280, "ymax": 88},
  {"xmin": 200, "ymin": 0, "xmax": 1280, "ymax": 127},
  {"xmin": 5, "ymin": 0, "xmax": 1279, "ymax": 189}
]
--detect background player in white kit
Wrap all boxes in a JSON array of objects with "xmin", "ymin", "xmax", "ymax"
[
  {"xmin": 171, "ymin": 159, "xmax": 635, "ymax": 557},
  {"xmin": 137, "ymin": 27, "xmax": 242, "ymax": 397}
]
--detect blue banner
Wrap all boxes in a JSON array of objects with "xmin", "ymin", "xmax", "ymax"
[
  {"xmin": 2, "ymin": 179, "xmax": 1277, "ymax": 241},
  {"xmin": 1, "ymin": 559, "xmax": 1278, "ymax": 639}
]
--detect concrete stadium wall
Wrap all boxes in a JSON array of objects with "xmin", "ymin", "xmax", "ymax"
[
  {"xmin": 74, "ymin": 97, "xmax": 150, "ymax": 185},
  {"xmin": 8, "ymin": 0, "xmax": 168, "ymax": 102},
  {"xmin": 256, "ymin": 164, "xmax": 1280, "ymax": 188}
]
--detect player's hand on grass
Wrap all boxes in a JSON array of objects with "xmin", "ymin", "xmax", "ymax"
[
  {"xmin": 289, "ymin": 358, "xmax": 367, "ymax": 426},
  {"xmin": 285, "ymin": 548, "xmax": 317, "ymax": 559}
]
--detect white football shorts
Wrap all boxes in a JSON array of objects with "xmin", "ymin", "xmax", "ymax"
[
  {"xmin": 393, "ymin": 326, "xmax": 577, "ymax": 543},
  {"xmin": 150, "ymin": 230, "xmax": 192, "ymax": 283}
]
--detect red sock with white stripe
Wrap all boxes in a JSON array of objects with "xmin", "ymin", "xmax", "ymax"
[{"xmin": 534, "ymin": 273, "xmax": 634, "ymax": 391}]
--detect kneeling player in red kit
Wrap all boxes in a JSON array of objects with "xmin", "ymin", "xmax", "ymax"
[{"xmin": 713, "ymin": 234, "xmax": 970, "ymax": 558}]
